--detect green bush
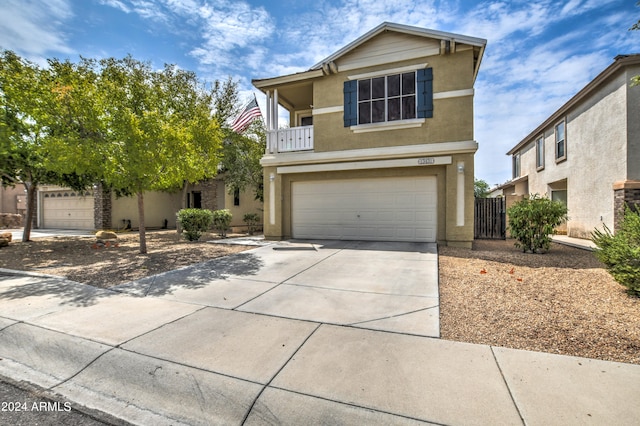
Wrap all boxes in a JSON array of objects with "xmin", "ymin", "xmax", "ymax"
[
  {"xmin": 507, "ymin": 194, "xmax": 568, "ymax": 253},
  {"xmin": 212, "ymin": 209, "xmax": 232, "ymax": 238},
  {"xmin": 592, "ymin": 207, "xmax": 640, "ymax": 296},
  {"xmin": 176, "ymin": 208, "xmax": 213, "ymax": 241},
  {"xmin": 243, "ymin": 212, "xmax": 260, "ymax": 235}
]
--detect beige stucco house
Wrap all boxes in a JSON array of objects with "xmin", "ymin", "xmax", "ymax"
[
  {"xmin": 36, "ymin": 178, "xmax": 262, "ymax": 233},
  {"xmin": 499, "ymin": 54, "xmax": 640, "ymax": 238},
  {"xmin": 253, "ymin": 22, "xmax": 486, "ymax": 247}
]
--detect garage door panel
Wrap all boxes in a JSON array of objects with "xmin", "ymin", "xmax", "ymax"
[
  {"xmin": 292, "ymin": 177, "xmax": 436, "ymax": 242},
  {"xmin": 43, "ymin": 191, "xmax": 94, "ymax": 230}
]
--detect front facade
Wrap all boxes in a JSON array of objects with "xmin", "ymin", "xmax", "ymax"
[
  {"xmin": 254, "ymin": 22, "xmax": 486, "ymax": 247},
  {"xmin": 500, "ymin": 54, "xmax": 640, "ymax": 238},
  {"xmin": 37, "ymin": 178, "xmax": 262, "ymax": 232}
]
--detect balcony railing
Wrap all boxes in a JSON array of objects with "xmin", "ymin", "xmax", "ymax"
[{"xmin": 266, "ymin": 126, "xmax": 313, "ymax": 154}]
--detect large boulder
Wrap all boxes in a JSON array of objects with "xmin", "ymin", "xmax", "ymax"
[{"xmin": 95, "ymin": 230, "xmax": 118, "ymax": 240}]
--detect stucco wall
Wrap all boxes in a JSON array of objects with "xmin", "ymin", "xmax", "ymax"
[
  {"xmin": 111, "ymin": 191, "xmax": 182, "ymax": 230},
  {"xmin": 311, "ymin": 51, "xmax": 475, "ymax": 152},
  {"xmin": 520, "ymin": 71, "xmax": 629, "ymax": 238}
]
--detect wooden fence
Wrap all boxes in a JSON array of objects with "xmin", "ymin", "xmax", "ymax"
[{"xmin": 474, "ymin": 197, "xmax": 506, "ymax": 239}]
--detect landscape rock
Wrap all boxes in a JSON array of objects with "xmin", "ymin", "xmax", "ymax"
[
  {"xmin": 95, "ymin": 230, "xmax": 118, "ymax": 240},
  {"xmin": 0, "ymin": 232, "xmax": 12, "ymax": 242}
]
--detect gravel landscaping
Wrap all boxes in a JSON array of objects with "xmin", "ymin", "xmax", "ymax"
[{"xmin": 1, "ymin": 231, "xmax": 638, "ymax": 365}]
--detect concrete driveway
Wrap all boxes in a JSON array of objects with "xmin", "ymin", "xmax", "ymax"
[
  {"xmin": 1, "ymin": 238, "xmax": 640, "ymax": 425},
  {"xmin": 116, "ymin": 239, "xmax": 440, "ymax": 337}
]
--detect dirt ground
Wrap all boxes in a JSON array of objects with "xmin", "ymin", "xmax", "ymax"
[
  {"xmin": 439, "ymin": 240, "xmax": 640, "ymax": 365},
  {"xmin": 0, "ymin": 230, "xmax": 252, "ymax": 289},
  {"xmin": 1, "ymin": 231, "xmax": 638, "ymax": 365}
]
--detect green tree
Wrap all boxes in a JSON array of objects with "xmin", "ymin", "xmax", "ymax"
[
  {"xmin": 507, "ymin": 194, "xmax": 568, "ymax": 253},
  {"xmin": 0, "ymin": 51, "xmax": 92, "ymax": 242},
  {"xmin": 47, "ymin": 56, "xmax": 223, "ymax": 253},
  {"xmin": 211, "ymin": 78, "xmax": 266, "ymax": 202},
  {"xmin": 474, "ymin": 178, "xmax": 491, "ymax": 198}
]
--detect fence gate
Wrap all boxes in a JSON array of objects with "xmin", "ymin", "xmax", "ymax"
[{"xmin": 474, "ymin": 198, "xmax": 506, "ymax": 239}]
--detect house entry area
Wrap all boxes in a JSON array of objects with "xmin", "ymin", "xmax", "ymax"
[{"xmin": 291, "ymin": 176, "xmax": 437, "ymax": 242}]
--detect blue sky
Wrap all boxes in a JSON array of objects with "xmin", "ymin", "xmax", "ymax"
[{"xmin": 1, "ymin": 0, "xmax": 638, "ymax": 186}]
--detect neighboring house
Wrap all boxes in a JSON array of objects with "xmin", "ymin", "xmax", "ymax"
[
  {"xmin": 253, "ymin": 22, "xmax": 486, "ymax": 247},
  {"xmin": 36, "ymin": 177, "xmax": 262, "ymax": 232},
  {"xmin": 499, "ymin": 54, "xmax": 640, "ymax": 239},
  {"xmin": 0, "ymin": 185, "xmax": 26, "ymax": 217}
]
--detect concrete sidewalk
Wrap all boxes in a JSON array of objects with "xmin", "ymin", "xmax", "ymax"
[{"xmin": 1, "ymin": 240, "xmax": 639, "ymax": 425}]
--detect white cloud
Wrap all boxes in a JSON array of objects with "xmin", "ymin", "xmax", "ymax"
[
  {"xmin": 99, "ymin": 0, "xmax": 131, "ymax": 13},
  {"xmin": 0, "ymin": 0, "xmax": 75, "ymax": 59}
]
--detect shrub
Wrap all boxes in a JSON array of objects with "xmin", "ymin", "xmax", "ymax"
[
  {"xmin": 212, "ymin": 209, "xmax": 232, "ymax": 238},
  {"xmin": 507, "ymin": 194, "xmax": 568, "ymax": 253},
  {"xmin": 592, "ymin": 207, "xmax": 640, "ymax": 296},
  {"xmin": 176, "ymin": 208, "xmax": 213, "ymax": 241},
  {"xmin": 243, "ymin": 212, "xmax": 260, "ymax": 235}
]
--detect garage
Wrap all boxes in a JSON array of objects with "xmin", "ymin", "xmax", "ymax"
[
  {"xmin": 292, "ymin": 176, "xmax": 436, "ymax": 242},
  {"xmin": 42, "ymin": 190, "xmax": 95, "ymax": 230}
]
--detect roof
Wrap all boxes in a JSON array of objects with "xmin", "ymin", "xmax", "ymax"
[
  {"xmin": 507, "ymin": 54, "xmax": 640, "ymax": 155},
  {"xmin": 253, "ymin": 22, "xmax": 487, "ymax": 89}
]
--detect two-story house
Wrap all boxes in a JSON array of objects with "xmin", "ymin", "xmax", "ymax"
[
  {"xmin": 253, "ymin": 22, "xmax": 486, "ymax": 248},
  {"xmin": 499, "ymin": 54, "xmax": 640, "ymax": 239}
]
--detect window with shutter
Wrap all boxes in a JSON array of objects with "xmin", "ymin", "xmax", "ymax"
[{"xmin": 343, "ymin": 68, "xmax": 432, "ymax": 127}]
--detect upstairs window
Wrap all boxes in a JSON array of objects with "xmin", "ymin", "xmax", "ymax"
[
  {"xmin": 513, "ymin": 153, "xmax": 521, "ymax": 179},
  {"xmin": 555, "ymin": 120, "xmax": 566, "ymax": 161},
  {"xmin": 344, "ymin": 68, "xmax": 432, "ymax": 127},
  {"xmin": 357, "ymin": 72, "xmax": 416, "ymax": 124},
  {"xmin": 535, "ymin": 136, "xmax": 545, "ymax": 170}
]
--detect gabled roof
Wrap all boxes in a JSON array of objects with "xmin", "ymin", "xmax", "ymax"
[
  {"xmin": 253, "ymin": 22, "xmax": 487, "ymax": 89},
  {"xmin": 507, "ymin": 54, "xmax": 640, "ymax": 155},
  {"xmin": 311, "ymin": 22, "xmax": 486, "ymax": 72}
]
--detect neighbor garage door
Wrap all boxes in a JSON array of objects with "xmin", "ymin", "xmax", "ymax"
[
  {"xmin": 292, "ymin": 176, "xmax": 436, "ymax": 242},
  {"xmin": 42, "ymin": 190, "xmax": 95, "ymax": 230}
]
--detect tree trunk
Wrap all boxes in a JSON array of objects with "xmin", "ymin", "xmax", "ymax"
[
  {"xmin": 177, "ymin": 180, "xmax": 188, "ymax": 234},
  {"xmin": 22, "ymin": 182, "xmax": 37, "ymax": 242},
  {"xmin": 137, "ymin": 191, "xmax": 147, "ymax": 254}
]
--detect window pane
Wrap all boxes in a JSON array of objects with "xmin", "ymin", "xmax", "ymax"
[
  {"xmin": 402, "ymin": 72, "xmax": 415, "ymax": 95},
  {"xmin": 556, "ymin": 141, "xmax": 565, "ymax": 158},
  {"xmin": 372, "ymin": 77, "xmax": 385, "ymax": 99},
  {"xmin": 359, "ymin": 102, "xmax": 371, "ymax": 124},
  {"xmin": 387, "ymin": 74, "xmax": 400, "ymax": 97},
  {"xmin": 388, "ymin": 98, "xmax": 400, "ymax": 121},
  {"xmin": 402, "ymin": 96, "xmax": 416, "ymax": 119},
  {"xmin": 556, "ymin": 122, "xmax": 565, "ymax": 142},
  {"xmin": 358, "ymin": 80, "xmax": 370, "ymax": 101},
  {"xmin": 372, "ymin": 99, "xmax": 385, "ymax": 122}
]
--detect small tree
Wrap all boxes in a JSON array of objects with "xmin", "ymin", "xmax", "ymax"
[
  {"xmin": 507, "ymin": 194, "xmax": 568, "ymax": 253},
  {"xmin": 176, "ymin": 208, "xmax": 213, "ymax": 241},
  {"xmin": 592, "ymin": 207, "xmax": 640, "ymax": 296},
  {"xmin": 212, "ymin": 209, "xmax": 232, "ymax": 238},
  {"xmin": 474, "ymin": 178, "xmax": 491, "ymax": 198}
]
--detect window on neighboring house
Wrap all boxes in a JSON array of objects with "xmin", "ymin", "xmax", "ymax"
[
  {"xmin": 555, "ymin": 120, "xmax": 566, "ymax": 161},
  {"xmin": 343, "ymin": 68, "xmax": 432, "ymax": 127},
  {"xmin": 233, "ymin": 188, "xmax": 240, "ymax": 206},
  {"xmin": 536, "ymin": 136, "xmax": 545, "ymax": 170},
  {"xmin": 513, "ymin": 153, "xmax": 521, "ymax": 178}
]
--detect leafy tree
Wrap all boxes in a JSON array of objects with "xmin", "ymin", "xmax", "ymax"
[
  {"xmin": 46, "ymin": 56, "xmax": 223, "ymax": 253},
  {"xmin": 507, "ymin": 194, "xmax": 568, "ymax": 253},
  {"xmin": 474, "ymin": 178, "xmax": 491, "ymax": 198},
  {"xmin": 592, "ymin": 207, "xmax": 640, "ymax": 296},
  {"xmin": 0, "ymin": 51, "xmax": 92, "ymax": 241},
  {"xmin": 211, "ymin": 77, "xmax": 266, "ymax": 202}
]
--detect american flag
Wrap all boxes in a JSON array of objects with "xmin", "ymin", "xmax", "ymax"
[{"xmin": 231, "ymin": 97, "xmax": 262, "ymax": 133}]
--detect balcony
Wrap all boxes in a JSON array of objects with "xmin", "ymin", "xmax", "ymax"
[{"xmin": 266, "ymin": 125, "xmax": 314, "ymax": 154}]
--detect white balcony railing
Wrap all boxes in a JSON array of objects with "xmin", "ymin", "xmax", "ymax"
[{"xmin": 266, "ymin": 126, "xmax": 313, "ymax": 154}]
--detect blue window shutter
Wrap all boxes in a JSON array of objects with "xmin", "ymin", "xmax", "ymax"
[
  {"xmin": 417, "ymin": 68, "xmax": 433, "ymax": 119},
  {"xmin": 343, "ymin": 80, "xmax": 357, "ymax": 126}
]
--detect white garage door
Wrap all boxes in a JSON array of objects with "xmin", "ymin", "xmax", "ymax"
[
  {"xmin": 292, "ymin": 177, "xmax": 437, "ymax": 242},
  {"xmin": 43, "ymin": 190, "xmax": 95, "ymax": 230}
]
